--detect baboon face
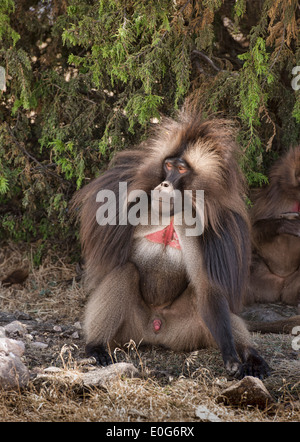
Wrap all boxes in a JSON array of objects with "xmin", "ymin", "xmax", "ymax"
[{"xmin": 151, "ymin": 157, "xmax": 190, "ymax": 217}]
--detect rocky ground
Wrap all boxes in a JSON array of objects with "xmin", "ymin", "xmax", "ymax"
[{"xmin": 0, "ymin": 242, "xmax": 299, "ymax": 422}]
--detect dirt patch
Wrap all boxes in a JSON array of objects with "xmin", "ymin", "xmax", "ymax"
[{"xmin": 0, "ymin": 242, "xmax": 299, "ymax": 422}]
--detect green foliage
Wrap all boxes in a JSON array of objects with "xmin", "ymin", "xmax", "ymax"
[
  {"xmin": 125, "ymin": 94, "xmax": 164, "ymax": 132},
  {"xmin": 0, "ymin": 0, "xmax": 299, "ymax": 246},
  {"xmin": 49, "ymin": 139, "xmax": 85, "ymax": 189},
  {"xmin": 292, "ymin": 94, "xmax": 300, "ymax": 123},
  {"xmin": 234, "ymin": 0, "xmax": 247, "ymax": 19},
  {"xmin": 238, "ymin": 37, "xmax": 274, "ymax": 129},
  {"xmin": 0, "ymin": 0, "xmax": 20, "ymax": 46},
  {"xmin": 0, "ymin": 174, "xmax": 8, "ymax": 194}
]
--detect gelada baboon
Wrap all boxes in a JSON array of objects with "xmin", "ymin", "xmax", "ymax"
[
  {"xmin": 72, "ymin": 114, "xmax": 270, "ymax": 379},
  {"xmin": 245, "ymin": 146, "xmax": 300, "ymax": 333}
]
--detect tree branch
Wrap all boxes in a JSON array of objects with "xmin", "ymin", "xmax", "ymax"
[
  {"xmin": 6, "ymin": 123, "xmax": 69, "ymax": 184},
  {"xmin": 192, "ymin": 50, "xmax": 225, "ymax": 73}
]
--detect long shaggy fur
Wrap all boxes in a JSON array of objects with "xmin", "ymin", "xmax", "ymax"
[
  {"xmin": 245, "ymin": 145, "xmax": 300, "ymax": 311},
  {"xmin": 72, "ymin": 113, "xmax": 250, "ymax": 312},
  {"xmin": 251, "ymin": 145, "xmax": 300, "ymax": 221}
]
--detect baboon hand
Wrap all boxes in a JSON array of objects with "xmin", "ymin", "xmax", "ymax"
[
  {"xmin": 225, "ymin": 352, "xmax": 270, "ymax": 379},
  {"xmin": 224, "ymin": 357, "xmax": 244, "ymax": 379},
  {"xmin": 241, "ymin": 348, "xmax": 271, "ymax": 379},
  {"xmin": 279, "ymin": 212, "xmax": 300, "ymax": 220},
  {"xmin": 278, "ymin": 218, "xmax": 300, "ymax": 237}
]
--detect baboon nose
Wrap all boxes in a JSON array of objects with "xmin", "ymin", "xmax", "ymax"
[{"xmin": 161, "ymin": 181, "xmax": 170, "ymax": 187}]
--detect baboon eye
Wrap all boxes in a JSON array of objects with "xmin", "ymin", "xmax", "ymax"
[
  {"xmin": 178, "ymin": 166, "xmax": 188, "ymax": 174},
  {"xmin": 165, "ymin": 162, "xmax": 173, "ymax": 170}
]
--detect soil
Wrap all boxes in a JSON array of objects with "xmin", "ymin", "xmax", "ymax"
[{"xmin": 0, "ymin": 241, "xmax": 299, "ymax": 422}]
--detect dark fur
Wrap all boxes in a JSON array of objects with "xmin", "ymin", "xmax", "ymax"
[{"xmin": 201, "ymin": 211, "xmax": 250, "ymax": 313}]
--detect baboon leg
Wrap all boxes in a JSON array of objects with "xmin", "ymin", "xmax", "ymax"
[
  {"xmin": 153, "ymin": 283, "xmax": 270, "ymax": 378},
  {"xmin": 231, "ymin": 314, "xmax": 270, "ymax": 378},
  {"xmin": 246, "ymin": 257, "xmax": 284, "ymax": 305},
  {"xmin": 281, "ymin": 270, "xmax": 300, "ymax": 305},
  {"xmin": 84, "ymin": 262, "xmax": 146, "ymax": 364}
]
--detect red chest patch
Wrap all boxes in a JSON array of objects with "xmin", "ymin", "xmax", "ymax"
[
  {"xmin": 145, "ymin": 219, "xmax": 181, "ymax": 250},
  {"xmin": 291, "ymin": 202, "xmax": 300, "ymax": 212}
]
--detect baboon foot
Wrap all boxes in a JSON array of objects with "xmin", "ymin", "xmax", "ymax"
[{"xmin": 85, "ymin": 343, "xmax": 115, "ymax": 366}]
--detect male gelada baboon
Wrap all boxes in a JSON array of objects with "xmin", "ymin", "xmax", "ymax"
[
  {"xmin": 72, "ymin": 114, "xmax": 270, "ymax": 379},
  {"xmin": 245, "ymin": 146, "xmax": 300, "ymax": 333}
]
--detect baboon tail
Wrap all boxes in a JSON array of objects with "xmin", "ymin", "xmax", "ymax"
[{"xmin": 246, "ymin": 315, "xmax": 300, "ymax": 334}]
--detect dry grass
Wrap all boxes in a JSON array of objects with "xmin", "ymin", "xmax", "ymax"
[
  {"xmin": 0, "ymin": 241, "xmax": 85, "ymax": 321},
  {"xmin": 0, "ymin": 241, "xmax": 299, "ymax": 422},
  {"xmin": 0, "ymin": 350, "xmax": 299, "ymax": 422}
]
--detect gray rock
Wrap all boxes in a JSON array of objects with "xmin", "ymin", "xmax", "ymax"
[
  {"xmin": 53, "ymin": 325, "xmax": 62, "ymax": 332},
  {"xmin": 82, "ymin": 362, "xmax": 140, "ymax": 388},
  {"xmin": 4, "ymin": 321, "xmax": 27, "ymax": 337},
  {"xmin": 0, "ymin": 337, "xmax": 25, "ymax": 357},
  {"xmin": 33, "ymin": 362, "xmax": 140, "ymax": 392},
  {"xmin": 0, "ymin": 352, "xmax": 30, "ymax": 390},
  {"xmin": 195, "ymin": 405, "xmax": 223, "ymax": 422},
  {"xmin": 216, "ymin": 376, "xmax": 274, "ymax": 409},
  {"xmin": 30, "ymin": 341, "xmax": 48, "ymax": 350}
]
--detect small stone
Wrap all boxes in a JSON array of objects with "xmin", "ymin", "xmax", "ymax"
[
  {"xmin": 71, "ymin": 331, "xmax": 79, "ymax": 339},
  {"xmin": 74, "ymin": 321, "xmax": 82, "ymax": 330},
  {"xmin": 195, "ymin": 405, "xmax": 223, "ymax": 422},
  {"xmin": 31, "ymin": 341, "xmax": 48, "ymax": 350},
  {"xmin": 0, "ymin": 338, "xmax": 25, "ymax": 357},
  {"xmin": 53, "ymin": 325, "xmax": 62, "ymax": 332},
  {"xmin": 216, "ymin": 376, "xmax": 274, "ymax": 409},
  {"xmin": 0, "ymin": 353, "xmax": 29, "ymax": 390},
  {"xmin": 44, "ymin": 366, "xmax": 63, "ymax": 373},
  {"xmin": 5, "ymin": 321, "xmax": 27, "ymax": 337}
]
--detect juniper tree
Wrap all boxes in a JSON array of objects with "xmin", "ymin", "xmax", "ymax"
[{"xmin": 0, "ymin": 0, "xmax": 299, "ymax": 246}]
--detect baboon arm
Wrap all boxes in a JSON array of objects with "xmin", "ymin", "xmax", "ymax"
[
  {"xmin": 199, "ymin": 291, "xmax": 242, "ymax": 376},
  {"xmin": 253, "ymin": 217, "xmax": 300, "ymax": 243},
  {"xmin": 176, "ymin": 225, "xmax": 243, "ymax": 377}
]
